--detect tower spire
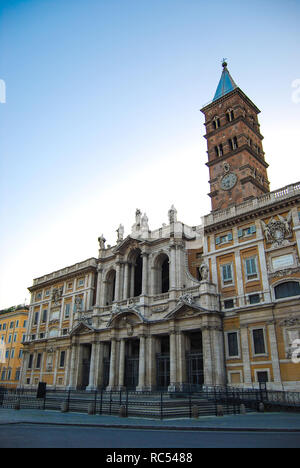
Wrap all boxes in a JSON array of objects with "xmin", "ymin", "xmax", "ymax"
[{"xmin": 213, "ymin": 59, "xmax": 237, "ymax": 102}]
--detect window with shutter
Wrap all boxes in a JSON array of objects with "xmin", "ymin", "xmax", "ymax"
[{"xmin": 245, "ymin": 257, "xmax": 258, "ymax": 280}]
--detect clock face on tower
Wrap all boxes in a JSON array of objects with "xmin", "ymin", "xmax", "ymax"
[{"xmin": 220, "ymin": 172, "xmax": 237, "ymax": 191}]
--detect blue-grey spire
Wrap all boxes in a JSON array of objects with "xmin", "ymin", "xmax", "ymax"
[{"xmin": 212, "ymin": 60, "xmax": 237, "ymax": 102}]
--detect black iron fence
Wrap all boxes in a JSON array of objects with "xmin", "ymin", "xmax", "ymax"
[{"xmin": 0, "ymin": 385, "xmax": 299, "ymax": 419}]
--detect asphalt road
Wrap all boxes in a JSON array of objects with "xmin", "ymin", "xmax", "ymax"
[{"xmin": 0, "ymin": 424, "xmax": 300, "ymax": 448}]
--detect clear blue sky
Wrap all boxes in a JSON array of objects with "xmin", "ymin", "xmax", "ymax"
[{"xmin": 0, "ymin": 0, "xmax": 299, "ymax": 309}]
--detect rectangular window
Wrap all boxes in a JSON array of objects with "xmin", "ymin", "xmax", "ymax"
[
  {"xmin": 224, "ymin": 299, "xmax": 234, "ymax": 309},
  {"xmin": 19, "ymin": 349, "xmax": 23, "ymax": 358},
  {"xmin": 1, "ymin": 369, "xmax": 6, "ymax": 380},
  {"xmin": 249, "ymin": 294, "xmax": 260, "ymax": 304},
  {"xmin": 252, "ymin": 329, "xmax": 266, "ymax": 355},
  {"xmin": 8, "ymin": 334, "xmax": 12, "ymax": 343},
  {"xmin": 28, "ymin": 354, "xmax": 33, "ymax": 369},
  {"xmin": 257, "ymin": 371, "xmax": 268, "ymax": 383},
  {"xmin": 64, "ymin": 303, "xmax": 71, "ymax": 319},
  {"xmin": 238, "ymin": 225, "xmax": 256, "ymax": 238},
  {"xmin": 227, "ymin": 332, "xmax": 239, "ymax": 357},
  {"xmin": 15, "ymin": 369, "xmax": 20, "ymax": 381},
  {"xmin": 245, "ymin": 257, "xmax": 258, "ymax": 280},
  {"xmin": 15, "ymin": 320, "xmax": 19, "ymax": 328},
  {"xmin": 3, "ymin": 323, "xmax": 6, "ymax": 330},
  {"xmin": 59, "ymin": 351, "xmax": 66, "ymax": 368},
  {"xmin": 10, "ymin": 322, "xmax": 14, "ymax": 329},
  {"xmin": 10, "ymin": 349, "xmax": 15, "ymax": 359},
  {"xmin": 34, "ymin": 312, "xmax": 39, "ymax": 325},
  {"xmin": 7, "ymin": 369, "xmax": 11, "ymax": 380},
  {"xmin": 36, "ymin": 353, "xmax": 42, "ymax": 369},
  {"xmin": 42, "ymin": 309, "xmax": 47, "ymax": 323},
  {"xmin": 13, "ymin": 333, "xmax": 17, "ymax": 343},
  {"xmin": 23, "ymin": 320, "xmax": 27, "ymax": 328},
  {"xmin": 222, "ymin": 263, "xmax": 233, "ymax": 284}
]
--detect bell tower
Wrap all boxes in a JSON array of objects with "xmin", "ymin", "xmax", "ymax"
[{"xmin": 201, "ymin": 61, "xmax": 270, "ymax": 212}]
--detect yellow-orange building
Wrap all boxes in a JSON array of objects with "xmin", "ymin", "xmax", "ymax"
[{"xmin": 0, "ymin": 305, "xmax": 29, "ymax": 388}]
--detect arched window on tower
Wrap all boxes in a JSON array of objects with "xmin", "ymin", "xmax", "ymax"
[
  {"xmin": 226, "ymin": 108, "xmax": 235, "ymax": 122},
  {"xmin": 214, "ymin": 144, "xmax": 223, "ymax": 157},
  {"xmin": 228, "ymin": 137, "xmax": 238, "ymax": 151},
  {"xmin": 212, "ymin": 116, "xmax": 221, "ymax": 130}
]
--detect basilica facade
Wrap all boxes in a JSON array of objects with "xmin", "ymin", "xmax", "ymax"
[{"xmin": 21, "ymin": 63, "xmax": 300, "ymax": 391}]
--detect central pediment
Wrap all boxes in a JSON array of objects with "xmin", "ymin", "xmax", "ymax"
[{"xmin": 113, "ymin": 236, "xmax": 144, "ymax": 255}]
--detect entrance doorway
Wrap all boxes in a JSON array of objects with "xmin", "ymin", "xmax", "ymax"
[
  {"xmin": 186, "ymin": 332, "xmax": 204, "ymax": 388},
  {"xmin": 78, "ymin": 344, "xmax": 91, "ymax": 390},
  {"xmin": 124, "ymin": 339, "xmax": 139, "ymax": 389},
  {"xmin": 156, "ymin": 335, "xmax": 170, "ymax": 390}
]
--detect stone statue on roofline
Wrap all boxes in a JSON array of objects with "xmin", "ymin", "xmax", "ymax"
[
  {"xmin": 168, "ymin": 204, "xmax": 177, "ymax": 224},
  {"xmin": 116, "ymin": 224, "xmax": 124, "ymax": 243},
  {"xmin": 98, "ymin": 234, "xmax": 106, "ymax": 250}
]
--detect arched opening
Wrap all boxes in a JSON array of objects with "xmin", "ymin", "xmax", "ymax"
[
  {"xmin": 128, "ymin": 248, "xmax": 143, "ymax": 298},
  {"xmin": 274, "ymin": 281, "xmax": 300, "ymax": 299},
  {"xmin": 105, "ymin": 269, "xmax": 116, "ymax": 305},
  {"xmin": 134, "ymin": 252, "xmax": 143, "ymax": 297},
  {"xmin": 154, "ymin": 253, "xmax": 170, "ymax": 294}
]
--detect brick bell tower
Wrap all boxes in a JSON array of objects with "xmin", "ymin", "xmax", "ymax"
[{"xmin": 201, "ymin": 61, "xmax": 270, "ymax": 212}]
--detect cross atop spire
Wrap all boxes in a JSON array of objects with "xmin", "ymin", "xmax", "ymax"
[{"xmin": 212, "ymin": 60, "xmax": 237, "ymax": 102}]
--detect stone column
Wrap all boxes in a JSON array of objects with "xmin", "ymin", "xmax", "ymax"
[
  {"xmin": 96, "ymin": 267, "xmax": 104, "ymax": 306},
  {"xmin": 267, "ymin": 320, "xmax": 282, "ymax": 387},
  {"xmin": 202, "ymin": 326, "xmax": 213, "ymax": 386},
  {"xmin": 147, "ymin": 335, "xmax": 157, "ymax": 390},
  {"xmin": 68, "ymin": 344, "xmax": 78, "ymax": 389},
  {"xmin": 95, "ymin": 342, "xmax": 104, "ymax": 388},
  {"xmin": 240, "ymin": 325, "xmax": 252, "ymax": 385},
  {"xmin": 256, "ymin": 221, "xmax": 271, "ymax": 303},
  {"xmin": 107, "ymin": 338, "xmax": 117, "ymax": 390},
  {"xmin": 118, "ymin": 339, "xmax": 126, "ymax": 389},
  {"xmin": 177, "ymin": 331, "xmax": 186, "ymax": 389},
  {"xmin": 115, "ymin": 262, "xmax": 121, "ymax": 302},
  {"xmin": 211, "ymin": 327, "xmax": 226, "ymax": 386},
  {"xmin": 123, "ymin": 262, "xmax": 130, "ymax": 300},
  {"xmin": 234, "ymin": 251, "xmax": 245, "ymax": 306},
  {"xmin": 137, "ymin": 335, "xmax": 146, "ymax": 391},
  {"xmin": 130, "ymin": 263, "xmax": 135, "ymax": 298},
  {"xmin": 168, "ymin": 331, "xmax": 177, "ymax": 390},
  {"xmin": 53, "ymin": 349, "xmax": 59, "ymax": 387},
  {"xmin": 141, "ymin": 252, "xmax": 149, "ymax": 296},
  {"xmin": 169, "ymin": 245, "xmax": 176, "ymax": 290},
  {"xmin": 86, "ymin": 342, "xmax": 98, "ymax": 391}
]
